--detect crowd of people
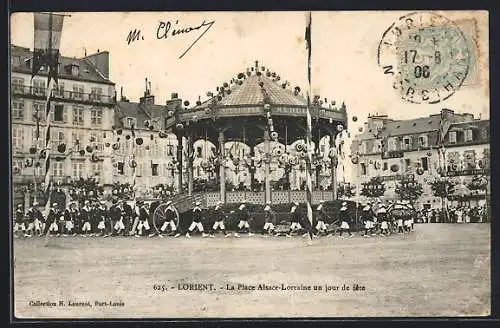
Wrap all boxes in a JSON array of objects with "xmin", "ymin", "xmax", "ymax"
[
  {"xmin": 12, "ymin": 196, "xmax": 431, "ymax": 239},
  {"xmin": 415, "ymin": 205, "xmax": 489, "ymax": 224}
]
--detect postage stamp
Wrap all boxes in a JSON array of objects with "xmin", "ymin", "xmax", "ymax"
[{"xmin": 377, "ymin": 12, "xmax": 471, "ymax": 104}]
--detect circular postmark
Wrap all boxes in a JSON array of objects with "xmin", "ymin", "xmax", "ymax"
[{"xmin": 377, "ymin": 12, "xmax": 470, "ymax": 104}]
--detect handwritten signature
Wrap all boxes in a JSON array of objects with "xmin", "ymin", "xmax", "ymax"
[{"xmin": 126, "ymin": 19, "xmax": 215, "ymax": 59}]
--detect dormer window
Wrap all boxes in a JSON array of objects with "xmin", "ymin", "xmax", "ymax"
[
  {"xmin": 402, "ymin": 137, "xmax": 411, "ymax": 150},
  {"xmin": 418, "ymin": 135, "xmax": 428, "ymax": 147},
  {"xmin": 388, "ymin": 137, "xmax": 397, "ymax": 151},
  {"xmin": 71, "ymin": 63, "xmax": 80, "ymax": 77},
  {"xmin": 464, "ymin": 129, "xmax": 473, "ymax": 142},
  {"xmin": 125, "ymin": 117, "xmax": 136, "ymax": 128}
]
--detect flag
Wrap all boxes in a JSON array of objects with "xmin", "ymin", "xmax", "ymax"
[
  {"xmin": 33, "ymin": 12, "xmax": 64, "ymax": 84},
  {"xmin": 305, "ymin": 12, "xmax": 312, "ymax": 85}
]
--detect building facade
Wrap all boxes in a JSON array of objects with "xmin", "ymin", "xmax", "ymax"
[
  {"xmin": 11, "ymin": 45, "xmax": 116, "ymax": 204},
  {"xmin": 350, "ymin": 109, "xmax": 490, "ymax": 209}
]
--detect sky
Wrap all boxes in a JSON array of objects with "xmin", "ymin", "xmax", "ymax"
[{"xmin": 10, "ymin": 11, "xmax": 489, "ymax": 135}]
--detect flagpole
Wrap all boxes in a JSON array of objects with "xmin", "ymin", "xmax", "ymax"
[{"xmin": 305, "ymin": 11, "xmax": 313, "ymax": 239}]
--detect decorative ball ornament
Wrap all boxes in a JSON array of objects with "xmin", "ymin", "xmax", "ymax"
[
  {"xmin": 237, "ymin": 72, "xmax": 245, "ymax": 79},
  {"xmin": 91, "ymin": 153, "xmax": 99, "ymax": 162},
  {"xmin": 167, "ymin": 110, "xmax": 174, "ymax": 117},
  {"xmin": 25, "ymin": 158, "xmax": 33, "ymax": 167},
  {"xmin": 270, "ymin": 131, "xmax": 278, "ymax": 140},
  {"xmin": 129, "ymin": 159, "xmax": 137, "ymax": 168},
  {"xmin": 294, "ymin": 86, "xmax": 301, "ymax": 93},
  {"xmin": 34, "ymin": 161, "xmax": 41, "ymax": 168},
  {"xmin": 374, "ymin": 161, "xmax": 381, "ymax": 170},
  {"xmin": 125, "ymin": 135, "xmax": 131, "ymax": 140},
  {"xmin": 86, "ymin": 145, "xmax": 94, "ymax": 153},
  {"xmin": 226, "ymin": 90, "xmax": 232, "ymax": 95},
  {"xmin": 295, "ymin": 143, "xmax": 304, "ymax": 152},
  {"xmin": 358, "ymin": 127, "xmax": 363, "ymax": 132},
  {"xmin": 427, "ymin": 151, "xmax": 432, "ymax": 157},
  {"xmin": 105, "ymin": 142, "xmax": 111, "ymax": 148},
  {"xmin": 57, "ymin": 143, "xmax": 67, "ymax": 153},
  {"xmin": 90, "ymin": 136, "xmax": 95, "ymax": 142},
  {"xmin": 352, "ymin": 116, "xmax": 358, "ymax": 122},
  {"xmin": 264, "ymin": 103, "xmax": 271, "ymax": 111},
  {"xmin": 176, "ymin": 123, "xmax": 184, "ymax": 130},
  {"xmin": 29, "ymin": 146, "xmax": 37, "ymax": 155},
  {"xmin": 184, "ymin": 100, "xmax": 190, "ymax": 107},
  {"xmin": 390, "ymin": 164, "xmax": 399, "ymax": 172},
  {"xmin": 416, "ymin": 167, "xmax": 424, "ymax": 175},
  {"xmin": 272, "ymin": 147, "xmax": 283, "ymax": 156},
  {"xmin": 135, "ymin": 138, "xmax": 143, "ymax": 146},
  {"xmin": 217, "ymin": 96, "xmax": 222, "ymax": 101},
  {"xmin": 259, "ymin": 81, "xmax": 264, "ymax": 88},
  {"xmin": 337, "ymin": 124, "xmax": 344, "ymax": 132},
  {"xmin": 328, "ymin": 148, "xmax": 336, "ymax": 159},
  {"xmin": 478, "ymin": 160, "xmax": 484, "ymax": 168},
  {"xmin": 158, "ymin": 131, "xmax": 167, "ymax": 138},
  {"xmin": 289, "ymin": 157, "xmax": 298, "ymax": 166},
  {"xmin": 145, "ymin": 145, "xmax": 150, "ymax": 150},
  {"xmin": 351, "ymin": 156, "xmax": 359, "ymax": 165},
  {"xmin": 369, "ymin": 159, "xmax": 373, "ymax": 165},
  {"xmin": 196, "ymin": 100, "xmax": 202, "ymax": 106},
  {"xmin": 112, "ymin": 143, "xmax": 120, "ymax": 151},
  {"xmin": 13, "ymin": 165, "xmax": 21, "ymax": 174},
  {"xmin": 39, "ymin": 149, "xmax": 47, "ymax": 159},
  {"xmin": 116, "ymin": 129, "xmax": 122, "ymax": 135}
]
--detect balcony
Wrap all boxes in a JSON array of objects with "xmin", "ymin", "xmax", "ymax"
[{"xmin": 11, "ymin": 85, "xmax": 115, "ymax": 105}]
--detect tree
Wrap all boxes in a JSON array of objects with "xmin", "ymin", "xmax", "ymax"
[
  {"xmin": 337, "ymin": 183, "xmax": 356, "ymax": 199},
  {"xmin": 360, "ymin": 176, "xmax": 386, "ymax": 200},
  {"xmin": 395, "ymin": 175, "xmax": 423, "ymax": 204}
]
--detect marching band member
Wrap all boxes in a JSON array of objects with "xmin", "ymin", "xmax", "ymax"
[
  {"xmin": 30, "ymin": 202, "xmax": 43, "ymax": 237},
  {"xmin": 235, "ymin": 201, "xmax": 253, "ymax": 237},
  {"xmin": 136, "ymin": 200, "xmax": 153, "ymax": 237},
  {"xmin": 160, "ymin": 201, "xmax": 180, "ymax": 238},
  {"xmin": 63, "ymin": 202, "xmax": 76, "ymax": 236},
  {"xmin": 186, "ymin": 201, "xmax": 207, "ymax": 238},
  {"xmin": 25, "ymin": 203, "xmax": 35, "ymax": 237},
  {"xmin": 362, "ymin": 204, "xmax": 373, "ymax": 237},
  {"xmin": 315, "ymin": 200, "xmax": 327, "ymax": 237},
  {"xmin": 339, "ymin": 203, "xmax": 353, "ymax": 238},
  {"xmin": 289, "ymin": 202, "xmax": 302, "ymax": 237},
  {"xmin": 47, "ymin": 203, "xmax": 61, "ymax": 236},
  {"xmin": 80, "ymin": 200, "xmax": 92, "ymax": 237},
  {"xmin": 263, "ymin": 201, "xmax": 275, "ymax": 236},
  {"xmin": 96, "ymin": 201, "xmax": 109, "ymax": 237},
  {"xmin": 378, "ymin": 204, "xmax": 389, "ymax": 235},
  {"xmin": 14, "ymin": 204, "xmax": 27, "ymax": 237},
  {"xmin": 110, "ymin": 199, "xmax": 125, "ymax": 236},
  {"xmin": 212, "ymin": 201, "xmax": 229, "ymax": 237}
]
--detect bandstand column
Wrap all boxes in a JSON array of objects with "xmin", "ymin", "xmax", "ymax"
[
  {"xmin": 187, "ymin": 134, "xmax": 194, "ymax": 196},
  {"xmin": 218, "ymin": 131, "xmax": 226, "ymax": 203},
  {"xmin": 330, "ymin": 133, "xmax": 338, "ymax": 200},
  {"xmin": 263, "ymin": 129, "xmax": 271, "ymax": 203}
]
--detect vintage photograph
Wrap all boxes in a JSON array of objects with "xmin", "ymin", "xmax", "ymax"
[{"xmin": 10, "ymin": 11, "xmax": 490, "ymax": 318}]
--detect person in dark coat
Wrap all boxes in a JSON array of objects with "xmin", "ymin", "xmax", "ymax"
[
  {"xmin": 110, "ymin": 199, "xmax": 124, "ymax": 236},
  {"xmin": 186, "ymin": 201, "xmax": 207, "ymax": 238},
  {"xmin": 47, "ymin": 203, "xmax": 61, "ymax": 236},
  {"xmin": 235, "ymin": 201, "xmax": 253, "ymax": 237},
  {"xmin": 289, "ymin": 202, "xmax": 303, "ymax": 237},
  {"xmin": 263, "ymin": 201, "xmax": 275, "ymax": 236},
  {"xmin": 211, "ymin": 201, "xmax": 229, "ymax": 237}
]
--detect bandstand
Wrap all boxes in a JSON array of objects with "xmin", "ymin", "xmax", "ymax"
[{"xmin": 164, "ymin": 61, "xmax": 348, "ymax": 207}]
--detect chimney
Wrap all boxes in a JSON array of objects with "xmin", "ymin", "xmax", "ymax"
[
  {"xmin": 440, "ymin": 108, "xmax": 454, "ymax": 120},
  {"xmin": 166, "ymin": 92, "xmax": 182, "ymax": 109},
  {"xmin": 85, "ymin": 50, "xmax": 110, "ymax": 79}
]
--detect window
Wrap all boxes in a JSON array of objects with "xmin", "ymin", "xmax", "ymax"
[
  {"xmin": 91, "ymin": 108, "xmax": 103, "ymax": 126},
  {"xmin": 463, "ymin": 150, "xmax": 476, "ymax": 169},
  {"xmin": 372, "ymin": 140, "xmax": 381, "ymax": 153},
  {"xmin": 383, "ymin": 162, "xmax": 388, "ymax": 171},
  {"xmin": 12, "ymin": 159, "xmax": 23, "ymax": 174},
  {"xmin": 483, "ymin": 148, "xmax": 490, "ymax": 168},
  {"xmin": 196, "ymin": 146, "xmax": 202, "ymax": 158},
  {"xmin": 52, "ymin": 130, "xmax": 65, "ymax": 147},
  {"xmin": 152, "ymin": 163, "xmax": 159, "ymax": 176},
  {"xmin": 388, "ymin": 138, "xmax": 397, "ymax": 151},
  {"xmin": 72, "ymin": 84, "xmax": 84, "ymax": 99},
  {"xmin": 90, "ymin": 87, "xmax": 102, "ymax": 101},
  {"xmin": 12, "ymin": 126, "xmax": 24, "ymax": 149},
  {"xmin": 89, "ymin": 132, "xmax": 103, "ymax": 151},
  {"xmin": 53, "ymin": 82, "xmax": 65, "ymax": 97},
  {"xmin": 360, "ymin": 163, "xmax": 367, "ymax": 176},
  {"xmin": 72, "ymin": 105, "xmax": 84, "ymax": 125},
  {"xmin": 167, "ymin": 145, "xmax": 174, "ymax": 156},
  {"xmin": 33, "ymin": 80, "xmax": 45, "ymax": 95},
  {"xmin": 32, "ymin": 103, "xmax": 46, "ymax": 122},
  {"xmin": 71, "ymin": 64, "xmax": 80, "ymax": 77},
  {"xmin": 72, "ymin": 161, "xmax": 85, "ymax": 178},
  {"xmin": 117, "ymin": 162, "xmax": 125, "ymax": 175},
  {"xmin": 11, "ymin": 56, "xmax": 21, "ymax": 67},
  {"xmin": 464, "ymin": 129, "xmax": 473, "ymax": 142},
  {"xmin": 449, "ymin": 131, "xmax": 457, "ymax": 144},
  {"xmin": 421, "ymin": 157, "xmax": 429, "ymax": 171},
  {"xmin": 52, "ymin": 162, "xmax": 65, "ymax": 177},
  {"xmin": 12, "ymin": 77, "xmax": 24, "ymax": 93},
  {"xmin": 403, "ymin": 137, "xmax": 411, "ymax": 150},
  {"xmin": 72, "ymin": 131, "xmax": 85, "ymax": 147},
  {"xmin": 53, "ymin": 104, "xmax": 66, "ymax": 122},
  {"xmin": 418, "ymin": 135, "xmax": 428, "ymax": 147},
  {"xmin": 320, "ymin": 145, "xmax": 325, "ymax": 154},
  {"xmin": 32, "ymin": 126, "xmax": 44, "ymax": 147},
  {"xmin": 91, "ymin": 162, "xmax": 102, "ymax": 175},
  {"xmin": 12, "ymin": 101, "xmax": 25, "ymax": 120}
]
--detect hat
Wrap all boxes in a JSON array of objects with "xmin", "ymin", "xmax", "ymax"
[
  {"xmin": 377, "ymin": 208, "xmax": 387, "ymax": 214},
  {"xmin": 341, "ymin": 202, "xmax": 347, "ymax": 206},
  {"xmin": 266, "ymin": 201, "xmax": 271, "ymax": 204},
  {"xmin": 195, "ymin": 201, "xmax": 201, "ymax": 206},
  {"xmin": 100, "ymin": 200, "xmax": 106, "ymax": 204},
  {"xmin": 17, "ymin": 204, "xmax": 22, "ymax": 208},
  {"xmin": 319, "ymin": 200, "xmax": 324, "ymax": 203},
  {"xmin": 112, "ymin": 199, "xmax": 118, "ymax": 204},
  {"xmin": 52, "ymin": 203, "xmax": 58, "ymax": 206},
  {"xmin": 264, "ymin": 205, "xmax": 271, "ymax": 211},
  {"xmin": 84, "ymin": 200, "xmax": 90, "ymax": 205},
  {"xmin": 216, "ymin": 201, "xmax": 222, "ymax": 205},
  {"xmin": 32, "ymin": 201, "xmax": 38, "ymax": 206},
  {"xmin": 239, "ymin": 204, "xmax": 246, "ymax": 210},
  {"xmin": 166, "ymin": 200, "xmax": 172, "ymax": 206},
  {"xmin": 242, "ymin": 200, "xmax": 247, "ymax": 204},
  {"xmin": 293, "ymin": 201, "xmax": 299, "ymax": 206},
  {"xmin": 363, "ymin": 205, "xmax": 370, "ymax": 211},
  {"xmin": 340, "ymin": 206, "xmax": 347, "ymax": 211}
]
